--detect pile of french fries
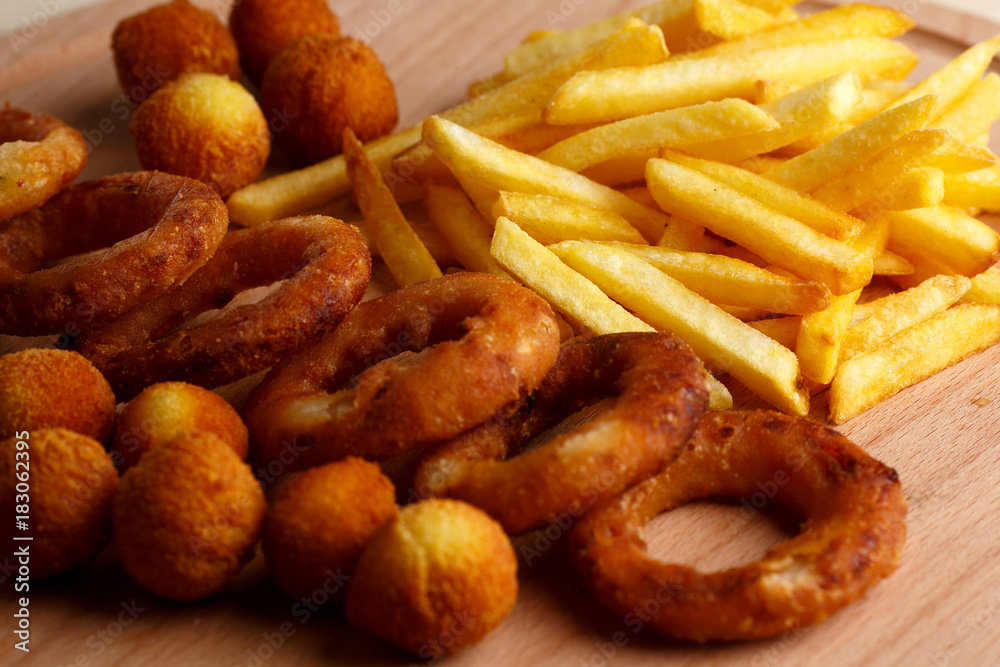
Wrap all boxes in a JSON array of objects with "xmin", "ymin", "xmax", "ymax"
[{"xmin": 227, "ymin": 0, "xmax": 1000, "ymax": 424}]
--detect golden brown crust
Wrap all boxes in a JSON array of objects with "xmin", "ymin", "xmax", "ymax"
[
  {"xmin": 0, "ymin": 429, "xmax": 118, "ymax": 578},
  {"xmin": 344, "ymin": 499, "xmax": 518, "ymax": 658},
  {"xmin": 416, "ymin": 332, "xmax": 711, "ymax": 535},
  {"xmin": 111, "ymin": 0, "xmax": 241, "ymax": 104},
  {"xmin": 0, "ymin": 170, "xmax": 229, "ymax": 336},
  {"xmin": 260, "ymin": 34, "xmax": 398, "ymax": 164},
  {"xmin": 112, "ymin": 381, "xmax": 249, "ymax": 472},
  {"xmin": 112, "ymin": 431, "xmax": 266, "ymax": 602},
  {"xmin": 262, "ymin": 457, "xmax": 397, "ymax": 600},
  {"xmin": 243, "ymin": 272, "xmax": 561, "ymax": 469},
  {"xmin": 569, "ymin": 410, "xmax": 907, "ymax": 642},
  {"xmin": 229, "ymin": 0, "xmax": 341, "ymax": 85},
  {"xmin": 129, "ymin": 73, "xmax": 270, "ymax": 198},
  {"xmin": 0, "ymin": 349, "xmax": 115, "ymax": 443},
  {"xmin": 0, "ymin": 105, "xmax": 88, "ymax": 222},
  {"xmin": 74, "ymin": 215, "xmax": 370, "ymax": 400}
]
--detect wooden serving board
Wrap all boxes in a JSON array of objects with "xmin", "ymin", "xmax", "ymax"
[{"xmin": 3, "ymin": 1, "xmax": 1000, "ymax": 665}]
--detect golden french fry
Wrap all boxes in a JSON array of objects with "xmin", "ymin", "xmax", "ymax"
[
  {"xmin": 646, "ymin": 158, "xmax": 872, "ymax": 293},
  {"xmin": 746, "ymin": 315, "xmax": 800, "ymax": 350},
  {"xmin": 548, "ymin": 240, "xmax": 809, "ymax": 415},
  {"xmin": 489, "ymin": 216, "xmax": 653, "ymax": 335},
  {"xmin": 886, "ymin": 205, "xmax": 1000, "ymax": 278},
  {"xmin": 544, "ymin": 38, "xmax": 917, "ymax": 124},
  {"xmin": 963, "ymin": 267, "xmax": 1000, "ymax": 304},
  {"xmin": 661, "ymin": 149, "xmax": 862, "ymax": 241},
  {"xmin": 343, "ymin": 129, "xmax": 441, "ymax": 287},
  {"xmin": 692, "ymin": 0, "xmax": 780, "ymax": 42},
  {"xmin": 944, "ymin": 165, "xmax": 1000, "ymax": 211},
  {"xmin": 852, "ymin": 166, "xmax": 944, "ymax": 219},
  {"xmin": 812, "ymin": 129, "xmax": 947, "ymax": 211},
  {"xmin": 492, "ymin": 192, "xmax": 645, "ymax": 245},
  {"xmin": 423, "ymin": 182, "xmax": 510, "ymax": 278},
  {"xmin": 921, "ymin": 140, "xmax": 998, "ymax": 174},
  {"xmin": 764, "ymin": 96, "xmax": 937, "ymax": 192},
  {"xmin": 873, "ymin": 249, "xmax": 915, "ymax": 276},
  {"xmin": 829, "ymin": 304, "xmax": 1000, "ymax": 423},
  {"xmin": 683, "ymin": 72, "xmax": 863, "ymax": 163},
  {"xmin": 424, "ymin": 115, "xmax": 670, "ymax": 243},
  {"xmin": 839, "ymin": 274, "xmax": 971, "ymax": 365},
  {"xmin": 934, "ymin": 72, "xmax": 1000, "ymax": 145},
  {"xmin": 537, "ymin": 99, "xmax": 778, "ymax": 173},
  {"xmin": 610, "ymin": 242, "xmax": 832, "ymax": 315},
  {"xmin": 580, "ymin": 151, "xmax": 659, "ymax": 186}
]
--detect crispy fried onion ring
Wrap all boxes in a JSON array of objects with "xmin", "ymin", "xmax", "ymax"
[
  {"xmin": 74, "ymin": 215, "xmax": 370, "ymax": 400},
  {"xmin": 0, "ymin": 105, "xmax": 88, "ymax": 222},
  {"xmin": 0, "ymin": 171, "xmax": 228, "ymax": 336},
  {"xmin": 414, "ymin": 333, "xmax": 711, "ymax": 535},
  {"xmin": 569, "ymin": 409, "xmax": 906, "ymax": 642},
  {"xmin": 243, "ymin": 272, "xmax": 561, "ymax": 469}
]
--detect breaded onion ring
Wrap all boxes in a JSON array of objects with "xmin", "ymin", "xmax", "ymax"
[
  {"xmin": 74, "ymin": 215, "xmax": 370, "ymax": 399},
  {"xmin": 0, "ymin": 349, "xmax": 115, "ymax": 443},
  {"xmin": 243, "ymin": 272, "xmax": 561, "ymax": 470},
  {"xmin": 0, "ymin": 171, "xmax": 228, "ymax": 336},
  {"xmin": 344, "ymin": 498, "xmax": 518, "ymax": 659},
  {"xmin": 229, "ymin": 0, "xmax": 341, "ymax": 85},
  {"xmin": 415, "ymin": 333, "xmax": 710, "ymax": 535},
  {"xmin": 0, "ymin": 105, "xmax": 87, "ymax": 222},
  {"xmin": 570, "ymin": 410, "xmax": 907, "ymax": 642}
]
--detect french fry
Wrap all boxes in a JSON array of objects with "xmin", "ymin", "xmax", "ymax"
[
  {"xmin": 764, "ymin": 96, "xmax": 937, "ymax": 192},
  {"xmin": 610, "ymin": 242, "xmax": 832, "ymax": 314},
  {"xmin": 934, "ymin": 72, "xmax": 1000, "ymax": 145},
  {"xmin": 692, "ymin": 0, "xmax": 780, "ymax": 42},
  {"xmin": 682, "ymin": 72, "xmax": 864, "ymax": 163},
  {"xmin": 921, "ymin": 140, "xmax": 998, "ymax": 174},
  {"xmin": 489, "ymin": 217, "xmax": 654, "ymax": 335},
  {"xmin": 544, "ymin": 38, "xmax": 917, "ymax": 125},
  {"xmin": 963, "ymin": 267, "xmax": 1000, "ymax": 305},
  {"xmin": 812, "ymin": 129, "xmax": 947, "ymax": 211},
  {"xmin": 422, "ymin": 183, "xmax": 510, "ymax": 278},
  {"xmin": 852, "ymin": 166, "xmax": 944, "ymax": 219},
  {"xmin": 873, "ymin": 249, "xmax": 915, "ymax": 276},
  {"xmin": 646, "ymin": 158, "xmax": 872, "ymax": 293},
  {"xmin": 547, "ymin": 240, "xmax": 809, "ymax": 416},
  {"xmin": 661, "ymin": 149, "xmax": 862, "ymax": 241},
  {"xmin": 886, "ymin": 205, "xmax": 1000, "ymax": 278},
  {"xmin": 342, "ymin": 129, "xmax": 441, "ymax": 287},
  {"xmin": 943, "ymin": 165, "xmax": 1000, "ymax": 211},
  {"xmin": 492, "ymin": 192, "xmax": 645, "ymax": 245},
  {"xmin": 839, "ymin": 274, "xmax": 971, "ymax": 365},
  {"xmin": 829, "ymin": 304, "xmax": 1000, "ymax": 424},
  {"xmin": 746, "ymin": 315, "xmax": 800, "ymax": 350},
  {"xmin": 536, "ymin": 99, "xmax": 778, "ymax": 173},
  {"xmin": 424, "ymin": 115, "xmax": 671, "ymax": 243}
]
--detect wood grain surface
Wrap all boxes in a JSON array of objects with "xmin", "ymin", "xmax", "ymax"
[{"xmin": 2, "ymin": 1, "xmax": 1000, "ymax": 666}]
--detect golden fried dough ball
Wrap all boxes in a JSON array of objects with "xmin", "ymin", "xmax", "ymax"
[
  {"xmin": 260, "ymin": 34, "xmax": 398, "ymax": 164},
  {"xmin": 229, "ymin": 0, "xmax": 341, "ymax": 85},
  {"xmin": 0, "ymin": 429, "xmax": 118, "ymax": 578},
  {"xmin": 345, "ymin": 499, "xmax": 518, "ymax": 658},
  {"xmin": 130, "ymin": 73, "xmax": 270, "ymax": 197},
  {"xmin": 112, "ymin": 381, "xmax": 248, "ymax": 472},
  {"xmin": 113, "ymin": 431, "xmax": 266, "ymax": 601},
  {"xmin": 112, "ymin": 0, "xmax": 241, "ymax": 105},
  {"xmin": 0, "ymin": 349, "xmax": 115, "ymax": 443},
  {"xmin": 262, "ymin": 457, "xmax": 397, "ymax": 600}
]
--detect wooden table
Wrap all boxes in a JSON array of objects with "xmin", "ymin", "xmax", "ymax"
[{"xmin": 2, "ymin": 1, "xmax": 1000, "ymax": 665}]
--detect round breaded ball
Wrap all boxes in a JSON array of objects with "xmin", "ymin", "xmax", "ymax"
[
  {"xmin": 112, "ymin": 381, "xmax": 248, "ymax": 472},
  {"xmin": 261, "ymin": 34, "xmax": 398, "ymax": 164},
  {"xmin": 0, "ymin": 349, "xmax": 115, "ymax": 444},
  {"xmin": 262, "ymin": 457, "xmax": 397, "ymax": 600},
  {"xmin": 345, "ymin": 499, "xmax": 518, "ymax": 658},
  {"xmin": 112, "ymin": 0, "xmax": 241, "ymax": 105},
  {"xmin": 113, "ymin": 431, "xmax": 266, "ymax": 601},
  {"xmin": 130, "ymin": 72, "xmax": 270, "ymax": 197},
  {"xmin": 229, "ymin": 0, "xmax": 341, "ymax": 85},
  {"xmin": 0, "ymin": 429, "xmax": 118, "ymax": 578}
]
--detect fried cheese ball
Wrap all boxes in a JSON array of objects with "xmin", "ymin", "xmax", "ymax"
[
  {"xmin": 113, "ymin": 431, "xmax": 266, "ymax": 601},
  {"xmin": 345, "ymin": 499, "xmax": 518, "ymax": 658},
  {"xmin": 262, "ymin": 457, "xmax": 397, "ymax": 600},
  {"xmin": 0, "ymin": 429, "xmax": 118, "ymax": 578},
  {"xmin": 130, "ymin": 73, "xmax": 270, "ymax": 197},
  {"xmin": 260, "ymin": 34, "xmax": 398, "ymax": 164},
  {"xmin": 229, "ymin": 0, "xmax": 341, "ymax": 85},
  {"xmin": 112, "ymin": 0, "xmax": 241, "ymax": 105},
  {"xmin": 0, "ymin": 349, "xmax": 115, "ymax": 443},
  {"xmin": 112, "ymin": 381, "xmax": 248, "ymax": 472}
]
